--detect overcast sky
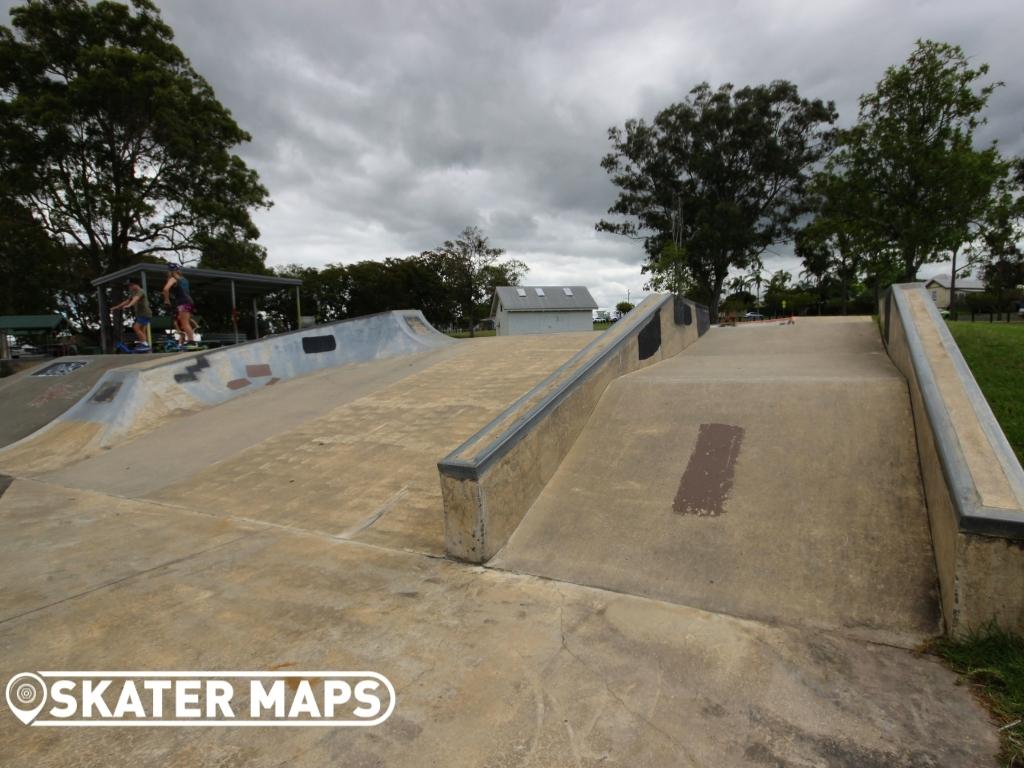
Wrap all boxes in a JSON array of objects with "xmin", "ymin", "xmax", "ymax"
[{"xmin": 4, "ymin": 0, "xmax": 1024, "ymax": 309}]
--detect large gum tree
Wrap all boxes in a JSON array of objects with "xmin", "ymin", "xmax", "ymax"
[
  {"xmin": 832, "ymin": 40, "xmax": 1014, "ymax": 285},
  {"xmin": 0, "ymin": 0, "xmax": 270, "ymax": 338},
  {"xmin": 597, "ymin": 81, "xmax": 837, "ymax": 321}
]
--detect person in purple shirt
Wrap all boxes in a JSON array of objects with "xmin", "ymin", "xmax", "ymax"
[{"xmin": 162, "ymin": 263, "xmax": 197, "ymax": 346}]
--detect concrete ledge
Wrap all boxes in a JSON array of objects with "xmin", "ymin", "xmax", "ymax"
[
  {"xmin": 882, "ymin": 284, "xmax": 1024, "ymax": 633},
  {"xmin": 439, "ymin": 294, "xmax": 709, "ymax": 563}
]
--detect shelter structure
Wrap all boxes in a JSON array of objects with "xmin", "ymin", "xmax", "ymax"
[
  {"xmin": 490, "ymin": 286, "xmax": 597, "ymax": 336},
  {"xmin": 91, "ymin": 263, "xmax": 303, "ymax": 352},
  {"xmin": 0, "ymin": 314, "xmax": 69, "ymax": 359}
]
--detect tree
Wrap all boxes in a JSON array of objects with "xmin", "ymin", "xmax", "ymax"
[
  {"xmin": 832, "ymin": 40, "xmax": 1014, "ymax": 283},
  {"xmin": 615, "ymin": 301, "xmax": 635, "ymax": 315},
  {"xmin": 422, "ymin": 226, "xmax": 527, "ymax": 336},
  {"xmin": 0, "ymin": 0, "xmax": 270, "ymax": 344},
  {"xmin": 598, "ymin": 81, "xmax": 836, "ymax": 321}
]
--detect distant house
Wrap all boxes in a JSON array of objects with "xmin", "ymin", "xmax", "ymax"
[
  {"xmin": 923, "ymin": 274, "xmax": 985, "ymax": 309},
  {"xmin": 490, "ymin": 286, "xmax": 597, "ymax": 336}
]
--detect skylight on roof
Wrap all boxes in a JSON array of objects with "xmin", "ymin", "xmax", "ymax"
[
  {"xmin": 535, "ymin": 288, "xmax": 545, "ymax": 297},
  {"xmin": 563, "ymin": 288, "xmax": 573, "ymax": 296},
  {"xmin": 516, "ymin": 287, "xmax": 527, "ymax": 297}
]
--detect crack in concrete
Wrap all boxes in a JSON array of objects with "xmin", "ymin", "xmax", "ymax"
[
  {"xmin": 556, "ymin": 599, "xmax": 700, "ymax": 767},
  {"xmin": 0, "ymin": 530, "xmax": 266, "ymax": 626}
]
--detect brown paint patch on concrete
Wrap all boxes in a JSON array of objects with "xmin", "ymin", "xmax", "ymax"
[
  {"xmin": 674, "ymin": 423, "xmax": 744, "ymax": 517},
  {"xmin": 246, "ymin": 364, "xmax": 273, "ymax": 378},
  {"xmin": 265, "ymin": 377, "xmax": 280, "ymax": 386},
  {"xmin": 226, "ymin": 378, "xmax": 251, "ymax": 390}
]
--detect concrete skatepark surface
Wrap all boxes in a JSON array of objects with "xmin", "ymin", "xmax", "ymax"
[{"xmin": 0, "ymin": 317, "xmax": 1003, "ymax": 765}]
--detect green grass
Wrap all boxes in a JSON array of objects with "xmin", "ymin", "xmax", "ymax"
[
  {"xmin": 931, "ymin": 623, "xmax": 1024, "ymax": 765},
  {"xmin": 946, "ymin": 321, "xmax": 1024, "ymax": 463}
]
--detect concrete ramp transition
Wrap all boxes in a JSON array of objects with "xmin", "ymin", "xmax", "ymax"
[
  {"xmin": 0, "ymin": 355, "xmax": 143, "ymax": 449},
  {"xmin": 492, "ymin": 318, "xmax": 941, "ymax": 646},
  {"xmin": 0, "ymin": 310, "xmax": 452, "ymax": 474}
]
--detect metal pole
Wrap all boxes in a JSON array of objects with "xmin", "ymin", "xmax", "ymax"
[
  {"xmin": 97, "ymin": 288, "xmax": 108, "ymax": 353},
  {"xmin": 295, "ymin": 285, "xmax": 302, "ymax": 330},
  {"xmin": 140, "ymin": 271, "xmax": 152, "ymax": 352},
  {"xmin": 230, "ymin": 279, "xmax": 239, "ymax": 345},
  {"xmin": 252, "ymin": 297, "xmax": 260, "ymax": 339}
]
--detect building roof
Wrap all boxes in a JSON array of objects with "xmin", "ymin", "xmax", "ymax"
[
  {"xmin": 0, "ymin": 315, "xmax": 67, "ymax": 331},
  {"xmin": 924, "ymin": 274, "xmax": 985, "ymax": 291},
  {"xmin": 491, "ymin": 286, "xmax": 597, "ymax": 315}
]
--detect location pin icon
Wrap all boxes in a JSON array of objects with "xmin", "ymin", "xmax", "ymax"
[{"xmin": 5, "ymin": 673, "xmax": 48, "ymax": 725}]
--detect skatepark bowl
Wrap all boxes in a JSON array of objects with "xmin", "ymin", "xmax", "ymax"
[{"xmin": 0, "ymin": 294, "xmax": 1020, "ymax": 766}]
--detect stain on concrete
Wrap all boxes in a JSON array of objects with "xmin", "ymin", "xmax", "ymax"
[
  {"xmin": 91, "ymin": 382, "xmax": 122, "ymax": 403},
  {"xmin": 246, "ymin": 364, "xmax": 272, "ymax": 378},
  {"xmin": 673, "ymin": 423, "xmax": 744, "ymax": 517},
  {"xmin": 226, "ymin": 379, "xmax": 251, "ymax": 390},
  {"xmin": 746, "ymin": 708, "xmax": 944, "ymax": 768}
]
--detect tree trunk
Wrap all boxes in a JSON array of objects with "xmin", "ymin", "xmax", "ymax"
[{"xmin": 709, "ymin": 273, "xmax": 726, "ymax": 324}]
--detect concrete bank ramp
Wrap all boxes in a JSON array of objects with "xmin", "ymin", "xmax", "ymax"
[
  {"xmin": 0, "ymin": 310, "xmax": 452, "ymax": 475},
  {"xmin": 0, "ymin": 355, "xmax": 144, "ymax": 449},
  {"xmin": 492, "ymin": 318, "xmax": 941, "ymax": 646}
]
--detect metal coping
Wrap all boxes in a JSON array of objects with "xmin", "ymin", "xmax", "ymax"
[
  {"xmin": 887, "ymin": 284, "xmax": 1024, "ymax": 539},
  {"xmin": 438, "ymin": 295, "xmax": 705, "ymax": 481}
]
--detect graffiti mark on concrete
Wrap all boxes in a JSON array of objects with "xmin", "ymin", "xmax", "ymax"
[
  {"xmin": 302, "ymin": 335, "xmax": 336, "ymax": 354},
  {"xmin": 173, "ymin": 354, "xmax": 211, "ymax": 383},
  {"xmin": 638, "ymin": 310, "xmax": 662, "ymax": 361},
  {"xmin": 246, "ymin": 364, "xmax": 272, "ymax": 378},
  {"xmin": 32, "ymin": 361, "xmax": 88, "ymax": 377}
]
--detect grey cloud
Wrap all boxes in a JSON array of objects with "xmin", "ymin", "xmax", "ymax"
[{"xmin": 2, "ymin": 0, "xmax": 1022, "ymax": 308}]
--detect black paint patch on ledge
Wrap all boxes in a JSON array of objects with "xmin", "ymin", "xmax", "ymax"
[
  {"xmin": 173, "ymin": 354, "xmax": 211, "ymax": 384},
  {"xmin": 302, "ymin": 335, "xmax": 337, "ymax": 354},
  {"xmin": 0, "ymin": 473, "xmax": 12, "ymax": 500},
  {"xmin": 637, "ymin": 310, "xmax": 662, "ymax": 360},
  {"xmin": 696, "ymin": 305, "xmax": 710, "ymax": 335},
  {"xmin": 675, "ymin": 302, "xmax": 693, "ymax": 326},
  {"xmin": 91, "ymin": 382, "xmax": 122, "ymax": 403}
]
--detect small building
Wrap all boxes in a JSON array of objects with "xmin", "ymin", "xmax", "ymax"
[
  {"xmin": 490, "ymin": 286, "xmax": 597, "ymax": 336},
  {"xmin": 923, "ymin": 274, "xmax": 985, "ymax": 309}
]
